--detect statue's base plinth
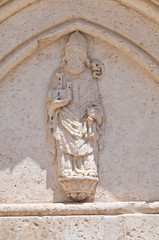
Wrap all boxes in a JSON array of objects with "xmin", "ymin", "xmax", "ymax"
[{"xmin": 58, "ymin": 176, "xmax": 98, "ymax": 201}]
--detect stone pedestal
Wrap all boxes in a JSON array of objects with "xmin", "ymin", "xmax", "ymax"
[{"xmin": 59, "ymin": 177, "xmax": 98, "ymax": 201}]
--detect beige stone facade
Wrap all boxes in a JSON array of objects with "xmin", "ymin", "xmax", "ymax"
[{"xmin": 0, "ymin": 0, "xmax": 159, "ymax": 239}]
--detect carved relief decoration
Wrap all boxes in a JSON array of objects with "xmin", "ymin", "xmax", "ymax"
[{"xmin": 46, "ymin": 31, "xmax": 105, "ymax": 201}]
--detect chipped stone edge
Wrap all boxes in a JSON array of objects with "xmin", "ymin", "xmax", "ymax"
[{"xmin": 0, "ymin": 202, "xmax": 158, "ymax": 217}]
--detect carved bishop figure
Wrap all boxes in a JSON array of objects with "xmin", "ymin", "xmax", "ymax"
[{"xmin": 47, "ymin": 31, "xmax": 105, "ymax": 201}]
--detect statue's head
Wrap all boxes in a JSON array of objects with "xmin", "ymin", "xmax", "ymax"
[{"xmin": 62, "ymin": 31, "xmax": 90, "ymax": 75}]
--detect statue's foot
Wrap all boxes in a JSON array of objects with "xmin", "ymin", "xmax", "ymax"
[
  {"xmin": 61, "ymin": 170, "xmax": 72, "ymax": 178},
  {"xmin": 85, "ymin": 170, "xmax": 97, "ymax": 177}
]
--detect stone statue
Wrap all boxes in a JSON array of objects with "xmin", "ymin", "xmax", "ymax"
[{"xmin": 47, "ymin": 31, "xmax": 105, "ymax": 201}]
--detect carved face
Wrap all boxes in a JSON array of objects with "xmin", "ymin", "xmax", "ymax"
[{"xmin": 64, "ymin": 46, "xmax": 87, "ymax": 75}]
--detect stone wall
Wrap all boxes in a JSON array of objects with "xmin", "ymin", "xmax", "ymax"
[{"xmin": 0, "ymin": 0, "xmax": 159, "ymax": 239}]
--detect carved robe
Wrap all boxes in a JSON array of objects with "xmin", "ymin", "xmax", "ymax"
[{"xmin": 47, "ymin": 67, "xmax": 104, "ymax": 176}]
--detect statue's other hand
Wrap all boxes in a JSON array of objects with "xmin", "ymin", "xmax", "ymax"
[
  {"xmin": 87, "ymin": 108, "xmax": 96, "ymax": 119},
  {"xmin": 87, "ymin": 107, "xmax": 103, "ymax": 126}
]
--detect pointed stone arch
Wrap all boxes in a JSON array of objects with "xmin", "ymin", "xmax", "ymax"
[{"xmin": 0, "ymin": 18, "xmax": 159, "ymax": 83}]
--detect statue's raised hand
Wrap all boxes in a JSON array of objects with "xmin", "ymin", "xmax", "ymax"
[{"xmin": 91, "ymin": 60, "xmax": 104, "ymax": 80}]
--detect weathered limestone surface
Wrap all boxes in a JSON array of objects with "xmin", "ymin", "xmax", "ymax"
[
  {"xmin": 0, "ymin": 0, "xmax": 159, "ymax": 238},
  {"xmin": 0, "ymin": 215, "xmax": 159, "ymax": 240},
  {"xmin": 1, "ymin": 35, "xmax": 159, "ymax": 203}
]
